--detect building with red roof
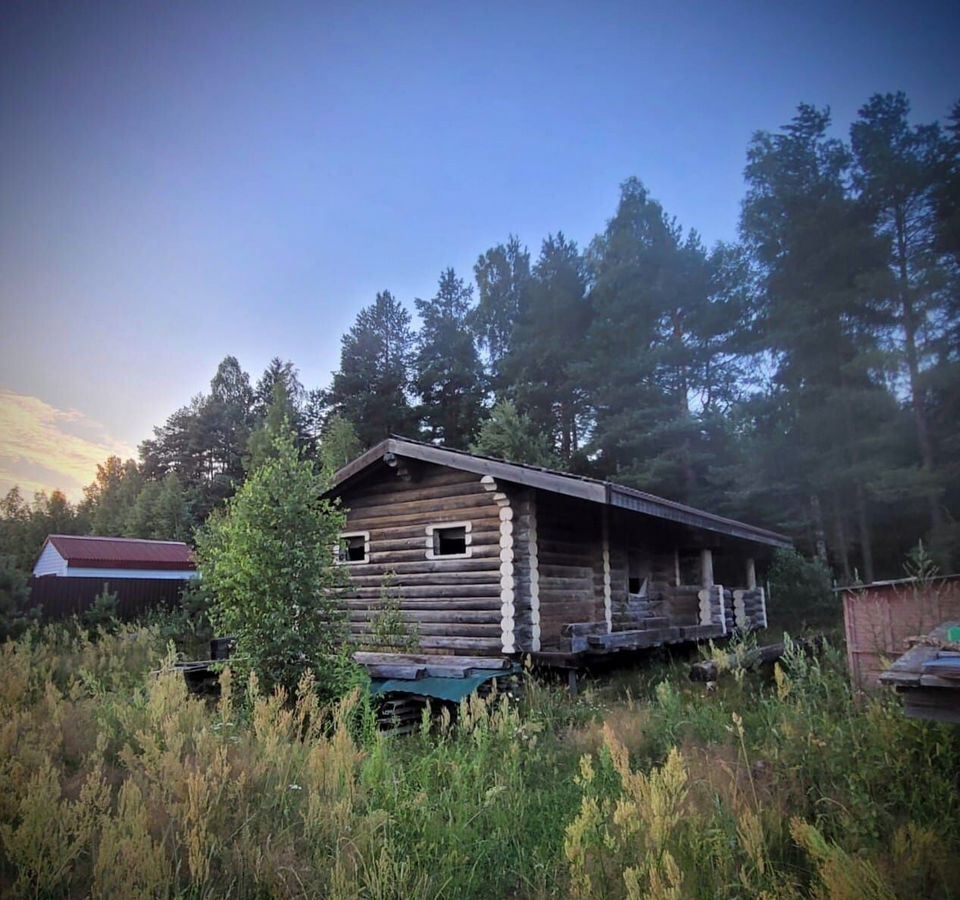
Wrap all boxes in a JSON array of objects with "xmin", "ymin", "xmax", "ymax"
[{"xmin": 33, "ymin": 534, "xmax": 197, "ymax": 580}]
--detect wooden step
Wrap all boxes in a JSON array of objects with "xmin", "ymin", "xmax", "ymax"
[{"xmin": 587, "ymin": 627, "xmax": 682, "ymax": 651}]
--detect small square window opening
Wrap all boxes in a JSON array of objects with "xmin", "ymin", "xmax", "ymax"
[
  {"xmin": 434, "ymin": 526, "xmax": 467, "ymax": 557},
  {"xmin": 339, "ymin": 534, "xmax": 367, "ymax": 563}
]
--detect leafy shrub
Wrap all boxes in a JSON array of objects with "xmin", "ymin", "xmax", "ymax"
[
  {"xmin": 0, "ymin": 556, "xmax": 39, "ymax": 640},
  {"xmin": 767, "ymin": 547, "xmax": 837, "ymax": 631},
  {"xmin": 367, "ymin": 571, "xmax": 420, "ymax": 651},
  {"xmin": 81, "ymin": 583, "xmax": 119, "ymax": 636},
  {"xmin": 196, "ymin": 430, "xmax": 353, "ymax": 699}
]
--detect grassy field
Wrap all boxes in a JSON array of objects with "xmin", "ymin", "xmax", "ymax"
[{"xmin": 1, "ymin": 623, "xmax": 959, "ymax": 898}]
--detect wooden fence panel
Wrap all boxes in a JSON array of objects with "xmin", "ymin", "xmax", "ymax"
[
  {"xmin": 841, "ymin": 576, "xmax": 960, "ymax": 691},
  {"xmin": 27, "ymin": 576, "xmax": 189, "ymax": 621}
]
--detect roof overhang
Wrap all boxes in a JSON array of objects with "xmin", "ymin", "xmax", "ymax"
[{"xmin": 330, "ymin": 437, "xmax": 791, "ymax": 549}]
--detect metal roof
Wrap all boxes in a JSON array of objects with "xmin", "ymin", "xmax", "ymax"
[
  {"xmin": 330, "ymin": 436, "xmax": 791, "ymax": 548},
  {"xmin": 44, "ymin": 535, "xmax": 196, "ymax": 570}
]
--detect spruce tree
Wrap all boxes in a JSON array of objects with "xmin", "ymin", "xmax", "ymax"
[
  {"xmin": 413, "ymin": 268, "xmax": 486, "ymax": 448},
  {"xmin": 328, "ymin": 291, "xmax": 419, "ymax": 446}
]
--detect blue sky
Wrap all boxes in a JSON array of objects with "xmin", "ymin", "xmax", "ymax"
[{"xmin": 1, "ymin": 0, "xmax": 958, "ymax": 497}]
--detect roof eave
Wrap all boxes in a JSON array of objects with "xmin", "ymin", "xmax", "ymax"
[{"xmin": 330, "ymin": 437, "xmax": 790, "ymax": 548}]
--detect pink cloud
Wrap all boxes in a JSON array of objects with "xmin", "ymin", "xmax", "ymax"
[{"xmin": 0, "ymin": 388, "xmax": 137, "ymax": 501}]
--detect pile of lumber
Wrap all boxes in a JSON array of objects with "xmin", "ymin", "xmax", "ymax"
[{"xmin": 377, "ymin": 695, "xmax": 429, "ymax": 735}]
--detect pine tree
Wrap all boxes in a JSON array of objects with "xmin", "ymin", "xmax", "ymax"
[
  {"xmin": 504, "ymin": 233, "xmax": 590, "ymax": 461},
  {"xmin": 328, "ymin": 291, "xmax": 419, "ymax": 446},
  {"xmin": 82, "ymin": 457, "xmax": 142, "ymax": 536},
  {"xmin": 140, "ymin": 356, "xmax": 256, "ymax": 516},
  {"xmin": 413, "ymin": 268, "xmax": 486, "ymax": 448},
  {"xmin": 584, "ymin": 180, "xmax": 723, "ymax": 501},
  {"xmin": 472, "ymin": 236, "xmax": 532, "ymax": 392},
  {"xmin": 741, "ymin": 104, "xmax": 895, "ymax": 580},
  {"xmin": 851, "ymin": 92, "xmax": 952, "ymax": 540}
]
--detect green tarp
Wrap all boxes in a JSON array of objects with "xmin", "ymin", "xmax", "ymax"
[{"xmin": 369, "ymin": 666, "xmax": 520, "ymax": 703}]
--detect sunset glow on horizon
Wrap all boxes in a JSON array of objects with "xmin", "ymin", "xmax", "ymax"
[{"xmin": 0, "ymin": 388, "xmax": 137, "ymax": 502}]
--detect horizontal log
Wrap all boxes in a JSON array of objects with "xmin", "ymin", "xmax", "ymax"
[
  {"xmin": 415, "ymin": 636, "xmax": 503, "ymax": 651},
  {"xmin": 689, "ymin": 637, "xmax": 825, "ymax": 682},
  {"xmin": 343, "ymin": 598, "xmax": 501, "ymax": 611},
  {"xmin": 346, "ymin": 507, "xmax": 501, "ymax": 531},
  {"xmin": 363, "ymin": 664, "xmax": 426, "ymax": 679},
  {"xmin": 343, "ymin": 491, "xmax": 497, "ymax": 519},
  {"xmin": 344, "ymin": 570, "xmax": 501, "ymax": 587},
  {"xmin": 344, "ymin": 583, "xmax": 502, "ymax": 599},
  {"xmin": 365, "ymin": 545, "xmax": 500, "ymax": 564},
  {"xmin": 350, "ymin": 622, "xmax": 501, "ymax": 637},
  {"xmin": 342, "ymin": 472, "xmax": 486, "ymax": 503},
  {"xmin": 538, "ymin": 565, "xmax": 595, "ymax": 579},
  {"xmin": 348, "ymin": 609, "xmax": 500, "ymax": 624},
  {"xmin": 338, "ymin": 558, "xmax": 501, "ymax": 576}
]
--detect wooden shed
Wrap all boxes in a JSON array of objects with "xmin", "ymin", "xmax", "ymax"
[
  {"xmin": 329, "ymin": 438, "xmax": 789, "ymax": 674},
  {"xmin": 840, "ymin": 574, "xmax": 960, "ymax": 692}
]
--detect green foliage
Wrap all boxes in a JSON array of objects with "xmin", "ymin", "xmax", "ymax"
[
  {"xmin": 82, "ymin": 583, "xmax": 120, "ymax": 636},
  {"xmin": 319, "ymin": 413, "xmax": 363, "ymax": 473},
  {"xmin": 0, "ymin": 488, "xmax": 86, "ymax": 575},
  {"xmin": 366, "ymin": 571, "xmax": 420, "ymax": 651},
  {"xmin": 145, "ymin": 580, "xmax": 213, "ymax": 658},
  {"xmin": 472, "ymin": 235, "xmax": 531, "ymax": 392},
  {"xmin": 470, "ymin": 400, "xmax": 560, "ymax": 468},
  {"xmin": 767, "ymin": 548, "xmax": 837, "ymax": 631},
  {"xmin": 2, "ymin": 624, "xmax": 959, "ymax": 898},
  {"xmin": 506, "ymin": 232, "xmax": 590, "ymax": 461},
  {"xmin": 196, "ymin": 430, "xmax": 351, "ymax": 698},
  {"xmin": 414, "ymin": 268, "xmax": 487, "ymax": 449},
  {"xmin": 0, "ymin": 556, "xmax": 38, "ymax": 640},
  {"xmin": 139, "ymin": 355, "xmax": 256, "ymax": 518},
  {"xmin": 328, "ymin": 290, "xmax": 420, "ymax": 446},
  {"xmin": 244, "ymin": 380, "xmax": 299, "ymax": 473}
]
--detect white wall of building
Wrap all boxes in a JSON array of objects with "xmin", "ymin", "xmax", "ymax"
[
  {"xmin": 61, "ymin": 567, "xmax": 198, "ymax": 580},
  {"xmin": 33, "ymin": 543, "xmax": 67, "ymax": 576}
]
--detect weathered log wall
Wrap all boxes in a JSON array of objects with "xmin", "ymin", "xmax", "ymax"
[
  {"xmin": 535, "ymin": 493, "xmax": 605, "ymax": 648},
  {"xmin": 336, "ymin": 464, "xmax": 505, "ymax": 655}
]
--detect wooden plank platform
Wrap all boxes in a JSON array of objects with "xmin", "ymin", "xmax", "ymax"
[
  {"xmin": 353, "ymin": 651, "xmax": 509, "ymax": 681},
  {"xmin": 880, "ymin": 621, "xmax": 960, "ymax": 725}
]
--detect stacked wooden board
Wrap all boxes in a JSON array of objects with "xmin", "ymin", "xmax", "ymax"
[{"xmin": 880, "ymin": 621, "xmax": 960, "ymax": 724}]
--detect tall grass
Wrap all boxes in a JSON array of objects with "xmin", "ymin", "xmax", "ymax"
[{"xmin": 1, "ymin": 626, "xmax": 958, "ymax": 898}]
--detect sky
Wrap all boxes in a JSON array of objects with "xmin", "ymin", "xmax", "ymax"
[{"xmin": 1, "ymin": 0, "xmax": 958, "ymax": 499}]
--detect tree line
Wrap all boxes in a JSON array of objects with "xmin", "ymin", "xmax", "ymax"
[{"xmin": 2, "ymin": 92, "xmax": 958, "ymax": 583}]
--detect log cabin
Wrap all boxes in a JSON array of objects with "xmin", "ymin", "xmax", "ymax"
[{"xmin": 329, "ymin": 438, "xmax": 790, "ymax": 683}]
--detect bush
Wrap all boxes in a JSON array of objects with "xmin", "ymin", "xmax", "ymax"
[
  {"xmin": 196, "ymin": 430, "xmax": 354, "ymax": 699},
  {"xmin": 80, "ymin": 583, "xmax": 119, "ymax": 636},
  {"xmin": 767, "ymin": 548, "xmax": 837, "ymax": 631},
  {"xmin": 367, "ymin": 571, "xmax": 421, "ymax": 651},
  {"xmin": 0, "ymin": 557, "xmax": 39, "ymax": 641}
]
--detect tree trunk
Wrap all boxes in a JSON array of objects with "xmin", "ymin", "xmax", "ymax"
[
  {"xmin": 810, "ymin": 494, "xmax": 828, "ymax": 564},
  {"xmin": 854, "ymin": 482, "xmax": 875, "ymax": 584},
  {"xmin": 831, "ymin": 491, "xmax": 852, "ymax": 584},
  {"xmin": 896, "ymin": 205, "xmax": 943, "ymax": 534}
]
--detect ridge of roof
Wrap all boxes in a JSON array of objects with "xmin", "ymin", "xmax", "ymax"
[{"xmin": 47, "ymin": 534, "xmax": 189, "ymax": 546}]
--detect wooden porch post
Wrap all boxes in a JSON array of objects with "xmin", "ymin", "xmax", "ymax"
[
  {"xmin": 700, "ymin": 548, "xmax": 714, "ymax": 588},
  {"xmin": 746, "ymin": 557, "xmax": 757, "ymax": 590}
]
